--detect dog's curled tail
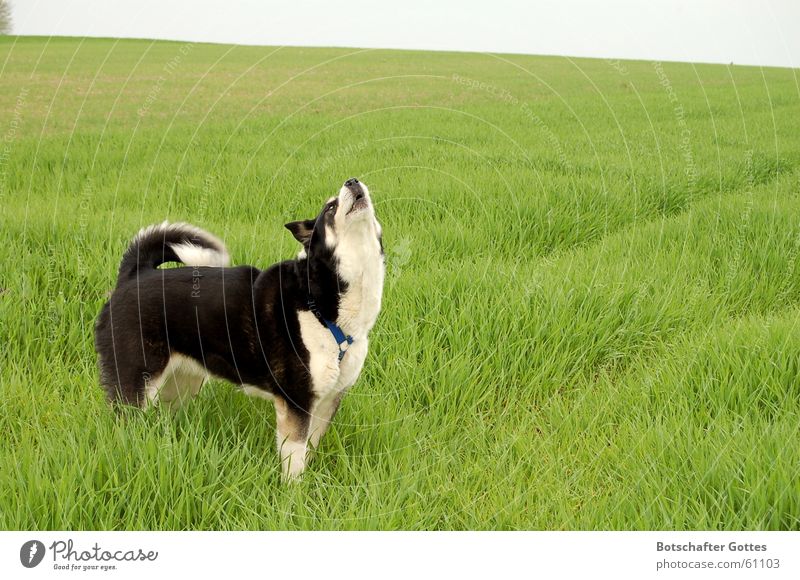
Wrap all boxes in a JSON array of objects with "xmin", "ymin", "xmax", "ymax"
[{"xmin": 116, "ymin": 221, "xmax": 230, "ymax": 284}]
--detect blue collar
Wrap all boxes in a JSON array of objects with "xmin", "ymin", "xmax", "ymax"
[{"xmin": 307, "ymin": 297, "xmax": 353, "ymax": 361}]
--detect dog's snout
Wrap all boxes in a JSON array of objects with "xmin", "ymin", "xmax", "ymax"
[{"xmin": 344, "ymin": 177, "xmax": 365, "ymax": 200}]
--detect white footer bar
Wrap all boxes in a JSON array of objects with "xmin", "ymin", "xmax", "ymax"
[{"xmin": 2, "ymin": 531, "xmax": 797, "ymax": 579}]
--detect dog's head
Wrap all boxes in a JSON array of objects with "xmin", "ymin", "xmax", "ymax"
[{"xmin": 285, "ymin": 178, "xmax": 382, "ymax": 261}]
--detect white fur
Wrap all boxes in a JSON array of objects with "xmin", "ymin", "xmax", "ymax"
[
  {"xmin": 241, "ymin": 385, "xmax": 274, "ymax": 401},
  {"xmin": 298, "ymin": 310, "xmax": 343, "ymax": 394},
  {"xmin": 324, "ymin": 224, "xmax": 338, "ymax": 249},
  {"xmin": 274, "ymin": 397, "xmax": 309, "ymax": 480},
  {"xmin": 330, "ymin": 183, "xmax": 385, "ymax": 340},
  {"xmin": 280, "ymin": 439, "xmax": 308, "ymax": 480},
  {"xmin": 171, "ymin": 242, "xmax": 230, "ymax": 267},
  {"xmin": 334, "ymin": 225, "xmax": 384, "ymax": 339},
  {"xmin": 144, "ymin": 353, "xmax": 208, "ymax": 410},
  {"xmin": 308, "ymin": 390, "xmax": 343, "ymax": 449}
]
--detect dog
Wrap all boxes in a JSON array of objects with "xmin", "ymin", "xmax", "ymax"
[{"xmin": 94, "ymin": 178, "xmax": 384, "ymax": 479}]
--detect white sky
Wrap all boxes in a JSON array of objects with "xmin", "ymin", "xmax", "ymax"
[{"xmin": 9, "ymin": 0, "xmax": 800, "ymax": 68}]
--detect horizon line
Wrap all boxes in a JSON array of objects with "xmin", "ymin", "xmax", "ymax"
[{"xmin": 2, "ymin": 33, "xmax": 798, "ymax": 72}]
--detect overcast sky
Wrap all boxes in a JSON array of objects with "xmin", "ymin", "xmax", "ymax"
[{"xmin": 9, "ymin": 0, "xmax": 800, "ymax": 68}]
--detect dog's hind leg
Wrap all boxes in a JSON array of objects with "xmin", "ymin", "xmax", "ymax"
[
  {"xmin": 145, "ymin": 354, "xmax": 207, "ymax": 411},
  {"xmin": 274, "ymin": 396, "xmax": 311, "ymax": 481},
  {"xmin": 100, "ymin": 363, "xmax": 165, "ymax": 409},
  {"xmin": 97, "ymin": 349, "xmax": 167, "ymax": 409},
  {"xmin": 95, "ymin": 307, "xmax": 165, "ymax": 408}
]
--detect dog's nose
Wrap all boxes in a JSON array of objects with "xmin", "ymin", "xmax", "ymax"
[{"xmin": 344, "ymin": 177, "xmax": 359, "ymax": 187}]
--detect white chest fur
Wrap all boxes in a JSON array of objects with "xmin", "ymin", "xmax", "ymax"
[
  {"xmin": 297, "ymin": 311, "xmax": 370, "ymax": 396},
  {"xmin": 335, "ymin": 227, "xmax": 385, "ymax": 340},
  {"xmin": 298, "ymin": 223, "xmax": 384, "ymax": 397}
]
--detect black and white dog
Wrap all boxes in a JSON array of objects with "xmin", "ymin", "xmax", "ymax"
[{"xmin": 95, "ymin": 178, "xmax": 384, "ymax": 479}]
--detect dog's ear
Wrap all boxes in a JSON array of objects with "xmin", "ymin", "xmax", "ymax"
[{"xmin": 285, "ymin": 219, "xmax": 315, "ymax": 246}]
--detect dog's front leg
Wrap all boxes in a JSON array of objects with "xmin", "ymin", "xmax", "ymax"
[
  {"xmin": 308, "ymin": 390, "xmax": 344, "ymax": 451},
  {"xmin": 274, "ymin": 396, "xmax": 310, "ymax": 481}
]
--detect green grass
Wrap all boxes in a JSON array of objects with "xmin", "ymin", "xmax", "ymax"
[{"xmin": 1, "ymin": 36, "xmax": 799, "ymax": 530}]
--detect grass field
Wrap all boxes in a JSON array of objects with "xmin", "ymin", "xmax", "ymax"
[{"xmin": 1, "ymin": 36, "xmax": 799, "ymax": 530}]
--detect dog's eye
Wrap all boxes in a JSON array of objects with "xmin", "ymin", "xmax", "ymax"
[{"xmin": 326, "ymin": 204, "xmax": 335, "ymax": 212}]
